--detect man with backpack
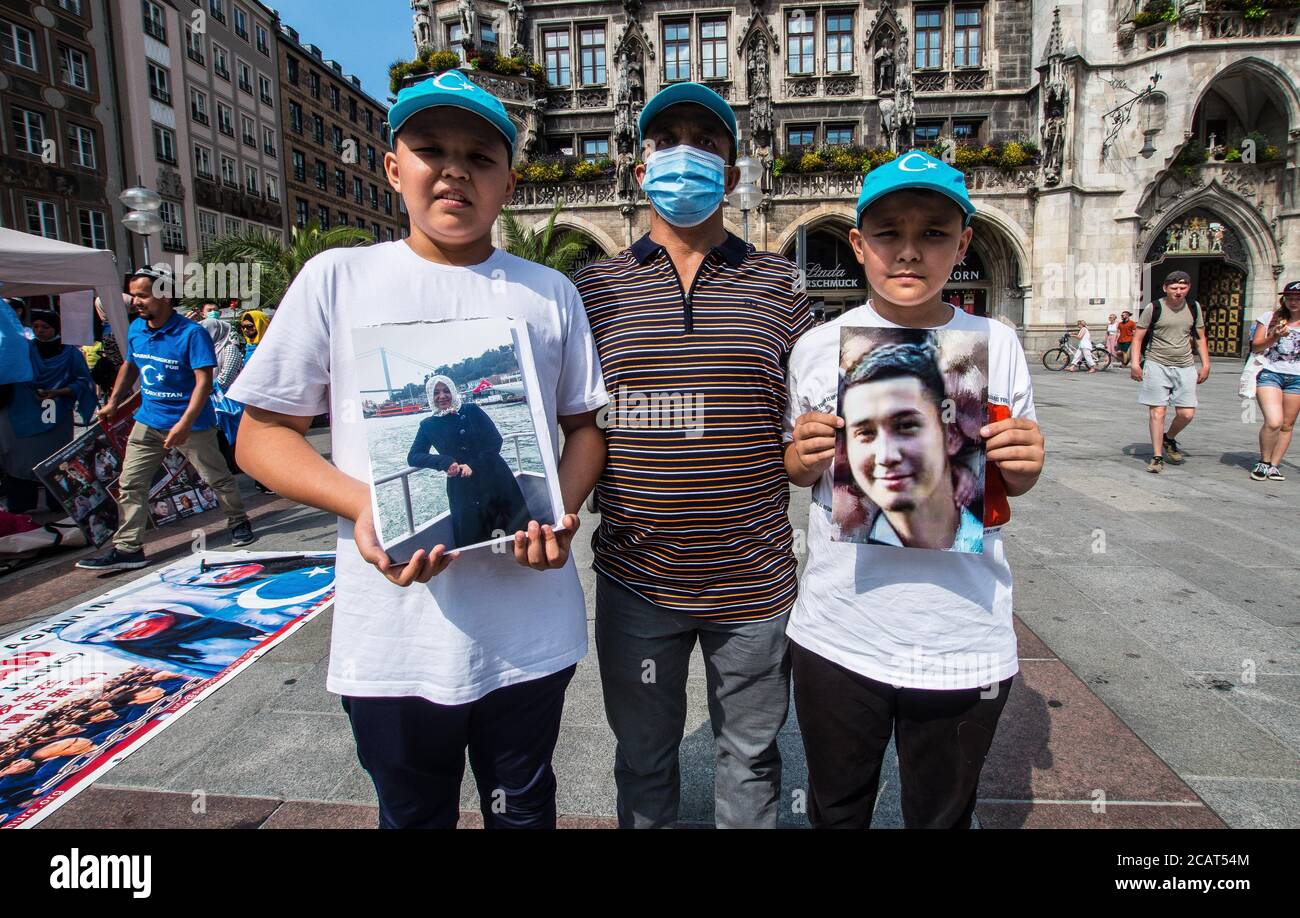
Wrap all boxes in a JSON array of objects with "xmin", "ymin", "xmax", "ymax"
[{"xmin": 1130, "ymin": 270, "xmax": 1211, "ymax": 473}]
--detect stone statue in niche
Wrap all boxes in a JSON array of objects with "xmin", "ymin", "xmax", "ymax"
[{"xmin": 874, "ymin": 35, "xmax": 896, "ymax": 94}]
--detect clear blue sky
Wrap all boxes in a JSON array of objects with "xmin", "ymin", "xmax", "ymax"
[{"xmin": 266, "ymin": 0, "xmax": 413, "ymax": 106}]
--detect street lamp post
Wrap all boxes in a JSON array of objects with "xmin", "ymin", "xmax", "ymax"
[
  {"xmin": 119, "ymin": 182, "xmax": 163, "ymax": 268},
  {"xmin": 727, "ymin": 154, "xmax": 764, "ymax": 243}
]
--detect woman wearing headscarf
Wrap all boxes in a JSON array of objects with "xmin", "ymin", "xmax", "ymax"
[
  {"xmin": 238, "ymin": 310, "xmax": 269, "ymax": 363},
  {"xmin": 202, "ymin": 317, "xmax": 244, "ymax": 390},
  {"xmin": 0, "ymin": 310, "xmax": 97, "ymax": 513},
  {"xmin": 405, "ymin": 375, "xmax": 531, "ymax": 548},
  {"xmin": 201, "ymin": 317, "xmax": 246, "ymax": 475}
]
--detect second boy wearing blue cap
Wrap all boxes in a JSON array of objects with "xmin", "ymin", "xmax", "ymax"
[
  {"xmin": 855, "ymin": 149, "xmax": 976, "ymax": 227},
  {"xmin": 782, "ymin": 147, "xmax": 1046, "ymax": 828},
  {"xmin": 846, "ymin": 149, "xmax": 977, "ymax": 328}
]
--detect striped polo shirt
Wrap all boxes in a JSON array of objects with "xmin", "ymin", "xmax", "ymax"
[{"xmin": 574, "ymin": 232, "xmax": 812, "ymax": 622}]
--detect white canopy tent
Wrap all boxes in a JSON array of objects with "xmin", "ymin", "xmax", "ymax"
[{"xmin": 0, "ymin": 227, "xmax": 128, "ymax": 346}]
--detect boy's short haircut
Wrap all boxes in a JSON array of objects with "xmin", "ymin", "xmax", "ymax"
[
  {"xmin": 844, "ymin": 338, "xmax": 945, "ymax": 407},
  {"xmin": 1163, "ymin": 270, "xmax": 1192, "ymax": 286}
]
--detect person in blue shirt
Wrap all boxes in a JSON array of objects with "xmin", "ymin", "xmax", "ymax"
[{"xmin": 78, "ymin": 267, "xmax": 256, "ymax": 570}]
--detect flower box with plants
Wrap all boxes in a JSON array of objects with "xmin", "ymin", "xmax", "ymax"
[
  {"xmin": 771, "ymin": 141, "xmax": 1040, "ymax": 179},
  {"xmin": 389, "ymin": 49, "xmax": 548, "ymax": 95},
  {"xmin": 513, "ymin": 154, "xmax": 615, "ymax": 185},
  {"xmin": 1132, "ymin": 0, "xmax": 1178, "ymax": 27},
  {"xmin": 1178, "ymin": 131, "xmax": 1285, "ymax": 175}
]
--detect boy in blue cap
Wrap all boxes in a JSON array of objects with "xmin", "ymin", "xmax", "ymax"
[
  {"xmin": 783, "ymin": 150, "xmax": 1045, "ymax": 827},
  {"xmin": 228, "ymin": 70, "xmax": 609, "ymax": 828}
]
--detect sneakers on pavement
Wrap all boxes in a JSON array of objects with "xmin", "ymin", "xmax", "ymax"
[
  {"xmin": 1266, "ymin": 465, "xmax": 1286, "ymax": 481},
  {"xmin": 230, "ymin": 521, "xmax": 257, "ymax": 546},
  {"xmin": 1162, "ymin": 437, "xmax": 1184, "ymax": 464},
  {"xmin": 76, "ymin": 547, "xmax": 147, "ymax": 571},
  {"xmin": 1146, "ymin": 456, "xmax": 1165, "ymax": 473},
  {"xmin": 1250, "ymin": 461, "xmax": 1269, "ymax": 480}
]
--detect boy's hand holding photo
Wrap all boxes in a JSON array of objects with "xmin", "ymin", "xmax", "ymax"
[
  {"xmin": 981, "ymin": 416, "xmax": 1044, "ymax": 495},
  {"xmin": 786, "ymin": 411, "xmax": 844, "ymax": 487}
]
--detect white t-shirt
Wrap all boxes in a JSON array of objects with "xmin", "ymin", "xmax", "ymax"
[
  {"xmin": 783, "ymin": 302, "xmax": 1036, "ymax": 690},
  {"xmin": 228, "ymin": 241, "xmax": 608, "ymax": 705}
]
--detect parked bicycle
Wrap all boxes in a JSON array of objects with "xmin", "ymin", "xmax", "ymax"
[{"xmin": 1042, "ymin": 331, "xmax": 1112, "ymax": 371}]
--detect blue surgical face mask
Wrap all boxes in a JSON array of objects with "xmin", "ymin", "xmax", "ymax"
[{"xmin": 641, "ymin": 145, "xmax": 728, "ymax": 228}]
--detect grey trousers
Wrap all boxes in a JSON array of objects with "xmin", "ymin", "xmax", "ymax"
[
  {"xmin": 594, "ymin": 573, "xmax": 791, "ymax": 828},
  {"xmin": 114, "ymin": 422, "xmax": 247, "ymax": 552}
]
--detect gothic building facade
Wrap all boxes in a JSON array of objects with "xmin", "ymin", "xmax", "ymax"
[{"xmin": 409, "ymin": 0, "xmax": 1298, "ymax": 354}]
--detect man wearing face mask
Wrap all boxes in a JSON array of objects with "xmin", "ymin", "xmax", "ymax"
[{"xmin": 574, "ymin": 83, "xmax": 812, "ymax": 828}]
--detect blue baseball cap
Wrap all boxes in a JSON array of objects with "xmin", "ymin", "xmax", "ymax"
[
  {"xmin": 638, "ymin": 82, "xmax": 737, "ymax": 157},
  {"xmin": 388, "ymin": 69, "xmax": 516, "ymax": 158},
  {"xmin": 855, "ymin": 150, "xmax": 975, "ymax": 227}
]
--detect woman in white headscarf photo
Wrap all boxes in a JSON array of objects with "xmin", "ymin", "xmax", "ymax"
[{"xmin": 405, "ymin": 375, "xmax": 531, "ymax": 547}]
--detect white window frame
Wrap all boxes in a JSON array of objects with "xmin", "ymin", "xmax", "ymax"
[
  {"xmin": 26, "ymin": 198, "xmax": 59, "ymax": 238},
  {"xmin": 194, "ymin": 143, "xmax": 213, "ymax": 177},
  {"xmin": 59, "ymin": 44, "xmax": 91, "ymax": 91},
  {"xmin": 78, "ymin": 208, "xmax": 107, "ymax": 248},
  {"xmin": 1, "ymin": 20, "xmax": 37, "ymax": 70},
  {"xmin": 67, "ymin": 123, "xmax": 96, "ymax": 168},
  {"xmin": 12, "ymin": 106, "xmax": 46, "ymax": 155}
]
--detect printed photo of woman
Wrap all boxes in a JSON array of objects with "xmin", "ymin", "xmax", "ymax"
[{"xmin": 406, "ymin": 375, "xmax": 533, "ymax": 548}]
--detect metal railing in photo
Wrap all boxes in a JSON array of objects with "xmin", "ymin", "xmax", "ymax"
[{"xmin": 373, "ymin": 434, "xmax": 529, "ymax": 536}]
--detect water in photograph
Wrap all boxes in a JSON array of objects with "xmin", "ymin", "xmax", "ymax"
[{"xmin": 367, "ymin": 402, "xmax": 546, "ymax": 541}]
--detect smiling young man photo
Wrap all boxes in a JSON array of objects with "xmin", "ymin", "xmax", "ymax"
[
  {"xmin": 227, "ymin": 71, "xmax": 608, "ymax": 829},
  {"xmin": 837, "ymin": 332, "xmax": 984, "ymax": 553}
]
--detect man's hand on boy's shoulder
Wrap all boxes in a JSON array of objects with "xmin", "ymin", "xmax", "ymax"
[
  {"xmin": 981, "ymin": 417, "xmax": 1045, "ymax": 487},
  {"xmin": 512, "ymin": 514, "xmax": 580, "ymax": 572},
  {"xmin": 354, "ymin": 502, "xmax": 459, "ymax": 586}
]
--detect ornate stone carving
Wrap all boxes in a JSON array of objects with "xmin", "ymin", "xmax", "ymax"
[
  {"xmin": 411, "ymin": 0, "xmax": 433, "ymax": 53},
  {"xmin": 954, "ymin": 70, "xmax": 987, "ymax": 92},
  {"xmin": 507, "ymin": 0, "xmax": 526, "ymax": 56},
  {"xmin": 824, "ymin": 76, "xmax": 858, "ymax": 96},
  {"xmin": 1039, "ymin": 6, "xmax": 1068, "ymax": 187}
]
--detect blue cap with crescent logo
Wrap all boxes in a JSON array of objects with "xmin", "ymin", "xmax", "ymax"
[
  {"xmin": 388, "ymin": 69, "xmax": 516, "ymax": 158},
  {"xmin": 855, "ymin": 149, "xmax": 976, "ymax": 227}
]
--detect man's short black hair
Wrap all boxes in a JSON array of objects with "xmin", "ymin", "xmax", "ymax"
[
  {"xmin": 844, "ymin": 336, "xmax": 945, "ymax": 408},
  {"xmin": 1163, "ymin": 270, "xmax": 1192, "ymax": 286},
  {"xmin": 645, "ymin": 108, "xmax": 736, "ymax": 164}
]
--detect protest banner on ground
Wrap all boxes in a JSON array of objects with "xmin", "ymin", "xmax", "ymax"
[{"xmin": 0, "ymin": 551, "xmax": 335, "ymax": 828}]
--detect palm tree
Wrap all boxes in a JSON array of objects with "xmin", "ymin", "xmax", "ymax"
[
  {"xmin": 185, "ymin": 221, "xmax": 373, "ymax": 312},
  {"xmin": 498, "ymin": 203, "xmax": 594, "ymax": 275}
]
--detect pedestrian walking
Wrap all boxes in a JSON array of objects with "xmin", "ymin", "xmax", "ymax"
[
  {"xmin": 1130, "ymin": 271, "xmax": 1210, "ymax": 473},
  {"xmin": 1249, "ymin": 280, "xmax": 1300, "ymax": 481},
  {"xmin": 1105, "ymin": 313, "xmax": 1120, "ymax": 360},
  {"xmin": 1065, "ymin": 319, "xmax": 1096, "ymax": 372},
  {"xmin": 77, "ymin": 267, "xmax": 255, "ymax": 570},
  {"xmin": 1117, "ymin": 310, "xmax": 1137, "ymax": 366}
]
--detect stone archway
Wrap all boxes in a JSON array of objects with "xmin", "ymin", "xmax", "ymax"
[
  {"xmin": 778, "ymin": 213, "xmax": 865, "ymax": 320},
  {"xmin": 1142, "ymin": 206, "xmax": 1252, "ymax": 357}
]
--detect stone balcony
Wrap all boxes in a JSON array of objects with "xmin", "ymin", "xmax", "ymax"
[
  {"xmin": 509, "ymin": 180, "xmax": 627, "ymax": 208},
  {"xmin": 1120, "ymin": 9, "xmax": 1300, "ymax": 54},
  {"xmin": 773, "ymin": 165, "xmax": 1038, "ymax": 199}
]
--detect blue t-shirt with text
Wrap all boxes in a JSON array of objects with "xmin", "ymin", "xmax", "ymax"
[{"xmin": 125, "ymin": 313, "xmax": 217, "ymax": 431}]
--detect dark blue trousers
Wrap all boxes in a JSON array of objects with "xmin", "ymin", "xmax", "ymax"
[{"xmin": 341, "ymin": 664, "xmax": 576, "ymax": 829}]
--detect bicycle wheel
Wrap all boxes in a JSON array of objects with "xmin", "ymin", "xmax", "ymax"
[
  {"xmin": 1092, "ymin": 348, "xmax": 1113, "ymax": 371},
  {"xmin": 1042, "ymin": 348, "xmax": 1070, "ymax": 371}
]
